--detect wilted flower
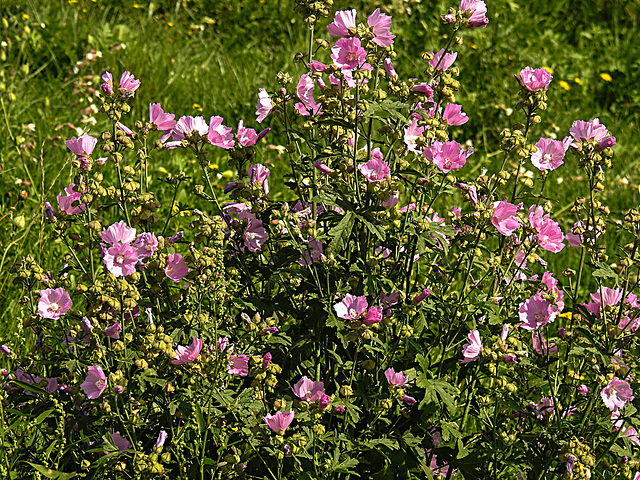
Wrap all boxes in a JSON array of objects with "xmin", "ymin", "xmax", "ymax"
[
  {"xmin": 460, "ymin": 329, "xmax": 482, "ymax": 363},
  {"xmin": 38, "ymin": 287, "xmax": 72, "ymax": 319},
  {"xmin": 171, "ymin": 337, "xmax": 203, "ymax": 365},
  {"xmin": 155, "ymin": 430, "xmax": 169, "ymax": 449},
  {"xmin": 132, "ymin": 232, "xmax": 158, "ymax": 259},
  {"xmin": 81, "ymin": 365, "xmax": 107, "ymax": 399}
]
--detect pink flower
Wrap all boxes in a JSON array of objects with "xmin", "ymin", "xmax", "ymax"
[
  {"xmin": 132, "ymin": 232, "xmax": 158, "ymax": 259},
  {"xmin": 165, "ymin": 253, "xmax": 189, "ymax": 282},
  {"xmin": 295, "ymin": 74, "xmax": 322, "ymax": 116},
  {"xmin": 423, "ymin": 140, "xmax": 469, "ymax": 173},
  {"xmin": 578, "ymin": 385, "xmax": 590, "ymax": 396},
  {"xmin": 363, "ymin": 306, "xmax": 383, "ymax": 326},
  {"xmin": 531, "ymin": 137, "xmax": 571, "ymax": 171},
  {"xmin": 248, "ymin": 163, "xmax": 270, "ymax": 195},
  {"xmin": 240, "ymin": 212, "xmax": 268, "ymax": 252},
  {"xmin": 584, "ymin": 287, "xmax": 623, "ymax": 317},
  {"xmin": 601, "ymin": 377, "xmax": 634, "ymax": 411},
  {"xmin": 519, "ymin": 294, "xmax": 555, "ymax": 331},
  {"xmin": 0, "ymin": 344, "xmax": 10, "ymax": 356},
  {"xmin": 263, "ymin": 410, "xmax": 295, "ymax": 434},
  {"xmin": 208, "ymin": 116, "xmax": 235, "ymax": 149},
  {"xmin": 149, "ymin": 103, "xmax": 176, "ymax": 131},
  {"xmin": 459, "ymin": 0, "xmax": 489, "ymax": 28},
  {"xmin": 292, "ymin": 376, "xmax": 325, "ymax": 402},
  {"xmin": 492, "ymin": 199, "xmax": 521, "ymax": 235},
  {"xmin": 101, "ymin": 72, "xmax": 113, "ymax": 95},
  {"xmin": 429, "ymin": 49, "xmax": 457, "ymax": 70},
  {"xmin": 81, "ymin": 365, "xmax": 107, "ymax": 399},
  {"xmin": 228, "ymin": 354, "xmax": 249, "ymax": 376},
  {"xmin": 412, "ymin": 83, "xmax": 434, "ymax": 96},
  {"xmin": 314, "ymin": 161, "xmax": 333, "ymax": 175},
  {"xmin": 331, "ymin": 37, "xmax": 367, "ymax": 71},
  {"xmin": 237, "ymin": 120, "xmax": 269, "ymax": 147},
  {"xmin": 335, "ymin": 405, "xmax": 346, "ymax": 414},
  {"xmin": 256, "ymin": 88, "xmax": 273, "ymax": 123},
  {"xmin": 367, "ymin": 8, "xmax": 395, "ymax": 47},
  {"xmin": 100, "ymin": 221, "xmax": 136, "ymax": 245},
  {"xmin": 569, "ymin": 118, "xmax": 615, "ymax": 150},
  {"xmin": 442, "ymin": 103, "xmax": 468, "ymax": 126},
  {"xmin": 110, "ymin": 431, "xmax": 131, "ymax": 451},
  {"xmin": 414, "ymin": 288, "xmax": 431, "ymax": 304},
  {"xmin": 298, "ymin": 239, "xmax": 323, "ymax": 266},
  {"xmin": 537, "ymin": 218, "xmax": 565, "ymax": 253},
  {"xmin": 156, "ymin": 430, "xmax": 169, "ymax": 448},
  {"xmin": 262, "ymin": 352, "xmax": 272, "ymax": 368},
  {"xmin": 165, "ymin": 115, "xmax": 209, "ymax": 148},
  {"xmin": 318, "ymin": 393, "xmax": 331, "ymax": 410},
  {"xmin": 327, "ymin": 9, "xmax": 356, "ymax": 37},
  {"xmin": 104, "ymin": 243, "xmax": 138, "ymax": 277},
  {"xmin": 460, "ymin": 329, "xmax": 482, "ymax": 363},
  {"xmin": 384, "ymin": 368, "xmax": 409, "ymax": 387},
  {"xmin": 358, "ymin": 154, "xmax": 391, "ymax": 182},
  {"xmin": 38, "ymin": 287, "xmax": 72, "ymax": 319},
  {"xmin": 516, "ymin": 67, "xmax": 553, "ymax": 92},
  {"xmin": 119, "ymin": 71, "xmax": 140, "ymax": 93},
  {"xmin": 404, "ymin": 118, "xmax": 425, "ymax": 153},
  {"xmin": 57, "ymin": 183, "xmax": 86, "ymax": 215},
  {"xmin": 65, "ymin": 133, "xmax": 97, "ymax": 157},
  {"xmin": 216, "ymin": 336, "xmax": 229, "ymax": 352},
  {"xmin": 104, "ymin": 322, "xmax": 121, "ymax": 339},
  {"xmin": 334, "ymin": 293, "xmax": 368, "ymax": 320},
  {"xmin": 384, "ymin": 58, "xmax": 397, "ymax": 78},
  {"xmin": 172, "ymin": 337, "xmax": 203, "ymax": 364},
  {"xmin": 531, "ymin": 331, "xmax": 558, "ymax": 355}
]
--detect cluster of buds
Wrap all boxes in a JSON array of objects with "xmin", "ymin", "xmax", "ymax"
[
  {"xmin": 559, "ymin": 437, "xmax": 595, "ymax": 480},
  {"xmin": 11, "ymin": 255, "xmax": 45, "ymax": 287},
  {"xmin": 250, "ymin": 354, "xmax": 281, "ymax": 392},
  {"xmin": 500, "ymin": 127, "xmax": 529, "ymax": 156},
  {"xmin": 140, "ymin": 323, "xmax": 178, "ymax": 362},
  {"xmin": 293, "ymin": 0, "xmax": 333, "ymax": 25}
]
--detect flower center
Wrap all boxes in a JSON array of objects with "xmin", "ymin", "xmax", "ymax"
[
  {"xmin": 49, "ymin": 302, "xmax": 60, "ymax": 312},
  {"xmin": 95, "ymin": 379, "xmax": 106, "ymax": 389},
  {"xmin": 542, "ymin": 153, "xmax": 553, "ymax": 165},
  {"xmin": 115, "ymin": 254, "xmax": 125, "ymax": 265},
  {"xmin": 346, "ymin": 51, "xmax": 357, "ymax": 62}
]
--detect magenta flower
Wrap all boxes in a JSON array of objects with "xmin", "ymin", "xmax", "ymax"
[
  {"xmin": 384, "ymin": 58, "xmax": 397, "ymax": 78},
  {"xmin": 171, "ymin": 337, "xmax": 203, "ymax": 365},
  {"xmin": 263, "ymin": 410, "xmax": 295, "ymax": 434},
  {"xmin": 132, "ymin": 232, "xmax": 158, "ymax": 259},
  {"xmin": 519, "ymin": 294, "xmax": 555, "ymax": 331},
  {"xmin": 331, "ymin": 37, "xmax": 367, "ymax": 71},
  {"xmin": 256, "ymin": 88, "xmax": 273, "ymax": 123},
  {"xmin": 262, "ymin": 352, "xmax": 272, "ymax": 368},
  {"xmin": 442, "ymin": 103, "xmax": 469, "ymax": 126},
  {"xmin": 429, "ymin": 49, "xmax": 457, "ymax": 70},
  {"xmin": 578, "ymin": 385, "xmax": 590, "ymax": 396},
  {"xmin": 318, "ymin": 393, "xmax": 331, "ymax": 410},
  {"xmin": 516, "ymin": 67, "xmax": 553, "ymax": 92},
  {"xmin": 207, "ymin": 116, "xmax": 235, "ymax": 149},
  {"xmin": 100, "ymin": 221, "xmax": 136, "ymax": 245},
  {"xmin": 492, "ymin": 199, "xmax": 521, "ymax": 236},
  {"xmin": 537, "ymin": 218, "xmax": 565, "ymax": 253},
  {"xmin": 423, "ymin": 140, "xmax": 469, "ymax": 173},
  {"xmin": 314, "ymin": 161, "xmax": 333, "ymax": 175},
  {"xmin": 149, "ymin": 103, "xmax": 176, "ymax": 132},
  {"xmin": 298, "ymin": 239, "xmax": 323, "ymax": 266},
  {"xmin": 119, "ymin": 71, "xmax": 141, "ymax": 93},
  {"xmin": 104, "ymin": 243, "xmax": 138, "ymax": 277},
  {"xmin": 104, "ymin": 322, "xmax": 121, "ymax": 339},
  {"xmin": 295, "ymin": 74, "xmax": 322, "ymax": 116},
  {"xmin": 66, "ymin": 133, "xmax": 97, "ymax": 157},
  {"xmin": 240, "ymin": 212, "xmax": 268, "ymax": 252},
  {"xmin": 531, "ymin": 331, "xmax": 558, "ymax": 355},
  {"xmin": 38, "ymin": 287, "xmax": 72, "ymax": 319},
  {"xmin": 248, "ymin": 163, "xmax": 271, "ymax": 195},
  {"xmin": 101, "ymin": 72, "xmax": 113, "ymax": 95},
  {"xmin": 363, "ymin": 306, "xmax": 383, "ymax": 326},
  {"xmin": 334, "ymin": 293, "xmax": 368, "ymax": 320},
  {"xmin": 384, "ymin": 368, "xmax": 409, "ymax": 387},
  {"xmin": 165, "ymin": 253, "xmax": 189, "ymax": 282},
  {"xmin": 459, "ymin": 0, "xmax": 489, "ymax": 28},
  {"xmin": 531, "ymin": 137, "xmax": 571, "ymax": 171},
  {"xmin": 1, "ymin": 344, "xmax": 10, "ymax": 356},
  {"xmin": 569, "ymin": 118, "xmax": 616, "ymax": 150},
  {"xmin": 566, "ymin": 220, "xmax": 600, "ymax": 248},
  {"xmin": 601, "ymin": 377, "xmax": 634, "ymax": 411},
  {"xmin": 110, "ymin": 431, "xmax": 131, "ymax": 451},
  {"xmin": 216, "ymin": 336, "xmax": 229, "ymax": 352},
  {"xmin": 358, "ymin": 155, "xmax": 391, "ymax": 182},
  {"xmin": 56, "ymin": 183, "xmax": 86, "ymax": 215},
  {"xmin": 228, "ymin": 354, "xmax": 249, "ymax": 376},
  {"xmin": 367, "ymin": 8, "xmax": 395, "ymax": 47},
  {"xmin": 460, "ymin": 329, "xmax": 482, "ymax": 363},
  {"xmin": 292, "ymin": 376, "xmax": 325, "ymax": 402},
  {"xmin": 327, "ymin": 9, "xmax": 356, "ymax": 37},
  {"xmin": 81, "ymin": 365, "xmax": 107, "ymax": 399}
]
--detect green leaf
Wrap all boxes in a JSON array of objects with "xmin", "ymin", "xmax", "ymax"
[
  {"xmin": 591, "ymin": 261, "xmax": 618, "ymax": 279},
  {"xmin": 417, "ymin": 376, "xmax": 458, "ymax": 414},
  {"xmin": 357, "ymin": 214, "xmax": 386, "ymax": 241},
  {"xmin": 26, "ymin": 463, "xmax": 76, "ymax": 479},
  {"xmin": 12, "ymin": 380, "xmax": 48, "ymax": 396},
  {"xmin": 333, "ymin": 457, "xmax": 360, "ymax": 475},
  {"xmin": 329, "ymin": 211, "xmax": 356, "ymax": 253}
]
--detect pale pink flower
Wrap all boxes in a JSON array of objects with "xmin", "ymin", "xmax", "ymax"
[
  {"xmin": 423, "ymin": 140, "xmax": 469, "ymax": 173},
  {"xmin": 149, "ymin": 103, "xmax": 176, "ymax": 131},
  {"xmin": 492, "ymin": 199, "xmax": 521, "ymax": 235},
  {"xmin": 327, "ymin": 9, "xmax": 356, "ymax": 37},
  {"xmin": 384, "ymin": 58, "xmax": 397, "ymax": 78},
  {"xmin": 248, "ymin": 163, "xmax": 270, "ymax": 195},
  {"xmin": 132, "ymin": 232, "xmax": 158, "ymax": 259},
  {"xmin": 292, "ymin": 376, "xmax": 325, "ymax": 402},
  {"xmin": 429, "ymin": 49, "xmax": 457, "ymax": 70},
  {"xmin": 263, "ymin": 410, "xmax": 295, "ymax": 434},
  {"xmin": 57, "ymin": 183, "xmax": 86, "ymax": 215},
  {"xmin": 240, "ymin": 212, "xmax": 268, "ymax": 252},
  {"xmin": 358, "ymin": 152, "xmax": 390, "ymax": 182},
  {"xmin": 459, "ymin": 0, "xmax": 489, "ymax": 28},
  {"xmin": 531, "ymin": 137, "xmax": 571, "ymax": 171},
  {"xmin": 119, "ymin": 71, "xmax": 140, "ymax": 93},
  {"xmin": 228, "ymin": 354, "xmax": 249, "ymax": 376},
  {"xmin": 442, "ymin": 103, "xmax": 468, "ymax": 126},
  {"xmin": 384, "ymin": 368, "xmax": 409, "ymax": 387},
  {"xmin": 537, "ymin": 218, "xmax": 565, "ymax": 253},
  {"xmin": 81, "ymin": 365, "xmax": 107, "ymax": 399},
  {"xmin": 404, "ymin": 118, "xmax": 425, "ymax": 153},
  {"xmin": 156, "ymin": 430, "xmax": 169, "ymax": 448},
  {"xmin": 207, "ymin": 116, "xmax": 235, "ymax": 149},
  {"xmin": 100, "ymin": 221, "xmax": 136, "ymax": 245},
  {"xmin": 516, "ymin": 67, "xmax": 553, "ymax": 91},
  {"xmin": 363, "ymin": 306, "xmax": 383, "ymax": 326},
  {"xmin": 519, "ymin": 294, "xmax": 555, "ymax": 331},
  {"xmin": 165, "ymin": 253, "xmax": 189, "ymax": 282},
  {"xmin": 165, "ymin": 115, "xmax": 208, "ymax": 148},
  {"xmin": 256, "ymin": 88, "xmax": 273, "ymax": 123},
  {"xmin": 460, "ymin": 329, "xmax": 482, "ymax": 363},
  {"xmin": 601, "ymin": 377, "xmax": 634, "ymax": 411},
  {"xmin": 331, "ymin": 37, "xmax": 367, "ymax": 71},
  {"xmin": 298, "ymin": 239, "xmax": 323, "ymax": 266},
  {"xmin": 104, "ymin": 322, "xmax": 121, "ymax": 339},
  {"xmin": 584, "ymin": 287, "xmax": 623, "ymax": 317},
  {"xmin": 104, "ymin": 243, "xmax": 138, "ymax": 277},
  {"xmin": 38, "ymin": 287, "xmax": 72, "ymax": 319},
  {"xmin": 314, "ymin": 161, "xmax": 333, "ymax": 175},
  {"xmin": 237, "ymin": 120, "xmax": 268, "ymax": 147},
  {"xmin": 101, "ymin": 72, "xmax": 113, "ymax": 95},
  {"xmin": 531, "ymin": 331, "xmax": 558, "ymax": 355},
  {"xmin": 172, "ymin": 337, "xmax": 203, "ymax": 364},
  {"xmin": 295, "ymin": 74, "xmax": 322, "ymax": 116},
  {"xmin": 412, "ymin": 83, "xmax": 434, "ymax": 96},
  {"xmin": 110, "ymin": 431, "xmax": 131, "ymax": 451},
  {"xmin": 334, "ymin": 293, "xmax": 368, "ymax": 320},
  {"xmin": 65, "ymin": 133, "xmax": 97, "ymax": 157},
  {"xmin": 367, "ymin": 8, "xmax": 395, "ymax": 47},
  {"xmin": 569, "ymin": 118, "xmax": 616, "ymax": 150}
]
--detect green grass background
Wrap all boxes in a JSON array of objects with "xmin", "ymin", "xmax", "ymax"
[{"xmin": 0, "ymin": 0, "xmax": 639, "ymax": 335}]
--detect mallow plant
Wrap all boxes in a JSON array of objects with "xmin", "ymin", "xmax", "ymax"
[{"xmin": 1, "ymin": 1, "xmax": 639, "ymax": 479}]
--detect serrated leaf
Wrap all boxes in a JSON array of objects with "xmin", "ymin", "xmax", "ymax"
[
  {"xmin": 329, "ymin": 211, "xmax": 356, "ymax": 253},
  {"xmin": 357, "ymin": 214, "xmax": 386, "ymax": 241},
  {"xmin": 592, "ymin": 262, "xmax": 618, "ymax": 279},
  {"xmin": 417, "ymin": 376, "xmax": 458, "ymax": 414},
  {"xmin": 26, "ymin": 463, "xmax": 76, "ymax": 479}
]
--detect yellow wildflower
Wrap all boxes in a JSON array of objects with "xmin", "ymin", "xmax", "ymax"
[
  {"xmin": 542, "ymin": 66, "xmax": 554, "ymax": 75},
  {"xmin": 559, "ymin": 81, "xmax": 570, "ymax": 90},
  {"xmin": 600, "ymin": 73, "xmax": 612, "ymax": 82},
  {"xmin": 574, "ymin": 77, "xmax": 582, "ymax": 84}
]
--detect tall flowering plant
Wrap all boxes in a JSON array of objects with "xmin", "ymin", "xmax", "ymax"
[{"xmin": 2, "ymin": 1, "xmax": 639, "ymax": 479}]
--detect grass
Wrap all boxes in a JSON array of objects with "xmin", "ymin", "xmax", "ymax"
[{"xmin": 0, "ymin": 0, "xmax": 639, "ymax": 335}]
